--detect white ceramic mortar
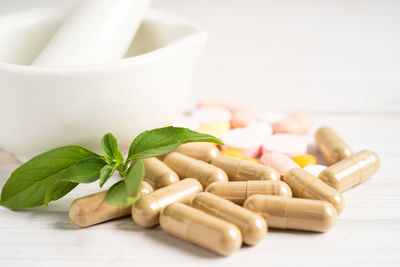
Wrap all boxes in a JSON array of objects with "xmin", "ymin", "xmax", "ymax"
[{"xmin": 0, "ymin": 6, "xmax": 207, "ymax": 160}]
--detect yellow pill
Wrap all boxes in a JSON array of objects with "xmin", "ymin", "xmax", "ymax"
[
  {"xmin": 220, "ymin": 148, "xmax": 244, "ymax": 159},
  {"xmin": 292, "ymin": 154, "xmax": 317, "ymax": 167},
  {"xmin": 160, "ymin": 202, "xmax": 242, "ymax": 256},
  {"xmin": 244, "ymin": 195, "xmax": 337, "ymax": 232},
  {"xmin": 244, "ymin": 157, "xmax": 259, "ymax": 163},
  {"xmin": 197, "ymin": 121, "xmax": 231, "ymax": 138},
  {"xmin": 132, "ymin": 178, "xmax": 203, "ymax": 227},
  {"xmin": 191, "ymin": 192, "xmax": 267, "ymax": 245},
  {"xmin": 69, "ymin": 181, "xmax": 153, "ymax": 228}
]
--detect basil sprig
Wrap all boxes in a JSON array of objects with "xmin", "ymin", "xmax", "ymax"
[{"xmin": 0, "ymin": 126, "xmax": 223, "ymax": 210}]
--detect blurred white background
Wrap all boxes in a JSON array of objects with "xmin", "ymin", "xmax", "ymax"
[{"xmin": 1, "ymin": 0, "xmax": 399, "ymax": 113}]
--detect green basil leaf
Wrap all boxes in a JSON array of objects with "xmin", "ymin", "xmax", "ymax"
[
  {"xmin": 104, "ymin": 161, "xmax": 144, "ymax": 207},
  {"xmin": 105, "ymin": 181, "xmax": 132, "ymax": 206},
  {"xmin": 44, "ymin": 157, "xmax": 107, "ymax": 206},
  {"xmin": 0, "ymin": 146, "xmax": 101, "ymax": 210},
  {"xmin": 49, "ymin": 181, "xmax": 78, "ymax": 201},
  {"xmin": 99, "ymin": 164, "xmax": 117, "ymax": 188},
  {"xmin": 124, "ymin": 160, "xmax": 144, "ymax": 199},
  {"xmin": 101, "ymin": 133, "xmax": 124, "ymax": 164},
  {"xmin": 126, "ymin": 126, "xmax": 223, "ymax": 161}
]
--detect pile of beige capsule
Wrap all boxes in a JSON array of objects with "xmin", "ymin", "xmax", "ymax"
[{"xmin": 69, "ymin": 102, "xmax": 380, "ymax": 256}]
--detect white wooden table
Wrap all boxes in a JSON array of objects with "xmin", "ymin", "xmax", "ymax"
[{"xmin": 1, "ymin": 0, "xmax": 400, "ymax": 266}]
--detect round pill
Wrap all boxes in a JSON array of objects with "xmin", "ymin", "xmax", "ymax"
[
  {"xmin": 222, "ymin": 128, "xmax": 264, "ymax": 158},
  {"xmin": 260, "ymin": 111, "xmax": 286, "ymax": 124},
  {"xmin": 260, "ymin": 152, "xmax": 300, "ymax": 176},
  {"xmin": 303, "ymin": 164, "xmax": 327, "ymax": 177},
  {"xmin": 220, "ymin": 148, "xmax": 244, "ymax": 159},
  {"xmin": 231, "ymin": 106, "xmax": 260, "ymax": 128},
  {"xmin": 292, "ymin": 154, "xmax": 317, "ymax": 167},
  {"xmin": 197, "ymin": 121, "xmax": 231, "ymax": 138},
  {"xmin": 246, "ymin": 122, "xmax": 273, "ymax": 139},
  {"xmin": 262, "ymin": 134, "xmax": 307, "ymax": 157},
  {"xmin": 191, "ymin": 106, "xmax": 232, "ymax": 125},
  {"xmin": 273, "ymin": 113, "xmax": 314, "ymax": 135},
  {"xmin": 173, "ymin": 115, "xmax": 200, "ymax": 131}
]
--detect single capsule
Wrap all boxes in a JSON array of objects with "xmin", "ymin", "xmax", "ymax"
[
  {"xmin": 69, "ymin": 181, "xmax": 153, "ymax": 228},
  {"xmin": 191, "ymin": 192, "xmax": 267, "ymax": 245},
  {"xmin": 315, "ymin": 126, "xmax": 353, "ymax": 164},
  {"xmin": 175, "ymin": 142, "xmax": 220, "ymax": 163},
  {"xmin": 132, "ymin": 178, "xmax": 203, "ymax": 227},
  {"xmin": 319, "ymin": 150, "xmax": 380, "ymax": 192},
  {"xmin": 160, "ymin": 202, "xmax": 242, "ymax": 256},
  {"xmin": 206, "ymin": 180, "xmax": 292, "ymax": 205},
  {"xmin": 244, "ymin": 195, "xmax": 337, "ymax": 232},
  {"xmin": 283, "ymin": 168, "xmax": 344, "ymax": 214},
  {"xmin": 164, "ymin": 152, "xmax": 228, "ymax": 188},
  {"xmin": 211, "ymin": 154, "xmax": 280, "ymax": 181},
  {"xmin": 142, "ymin": 157, "xmax": 179, "ymax": 189}
]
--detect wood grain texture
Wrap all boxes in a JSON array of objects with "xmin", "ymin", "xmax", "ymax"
[
  {"xmin": 1, "ymin": 0, "xmax": 400, "ymax": 266},
  {"xmin": 1, "ymin": 113, "xmax": 399, "ymax": 267}
]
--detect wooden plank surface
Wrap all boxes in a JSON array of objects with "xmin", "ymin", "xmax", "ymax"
[
  {"xmin": 1, "ymin": 0, "xmax": 399, "ymax": 266},
  {"xmin": 1, "ymin": 113, "xmax": 399, "ymax": 266}
]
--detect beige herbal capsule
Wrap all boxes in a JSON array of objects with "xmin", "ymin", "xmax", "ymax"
[
  {"xmin": 211, "ymin": 154, "xmax": 280, "ymax": 181},
  {"xmin": 163, "ymin": 152, "xmax": 228, "ymax": 188},
  {"xmin": 191, "ymin": 192, "xmax": 267, "ymax": 245},
  {"xmin": 160, "ymin": 202, "xmax": 242, "ymax": 256},
  {"xmin": 319, "ymin": 150, "xmax": 380, "ymax": 192},
  {"xmin": 175, "ymin": 142, "xmax": 219, "ymax": 163},
  {"xmin": 69, "ymin": 181, "xmax": 153, "ymax": 228},
  {"xmin": 206, "ymin": 180, "xmax": 292, "ymax": 205},
  {"xmin": 283, "ymin": 168, "xmax": 344, "ymax": 214},
  {"xmin": 244, "ymin": 195, "xmax": 337, "ymax": 232},
  {"xmin": 142, "ymin": 157, "xmax": 179, "ymax": 189},
  {"xmin": 315, "ymin": 126, "xmax": 353, "ymax": 164},
  {"xmin": 131, "ymin": 178, "xmax": 203, "ymax": 227}
]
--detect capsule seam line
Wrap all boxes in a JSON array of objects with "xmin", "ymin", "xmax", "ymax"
[
  {"xmin": 283, "ymin": 199, "xmax": 289, "ymax": 229},
  {"xmin": 236, "ymin": 160, "xmax": 245, "ymax": 180},
  {"xmin": 349, "ymin": 158, "xmax": 363, "ymax": 185},
  {"xmin": 298, "ymin": 177, "xmax": 314, "ymax": 198},
  {"xmin": 245, "ymin": 181, "xmax": 250, "ymax": 199}
]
